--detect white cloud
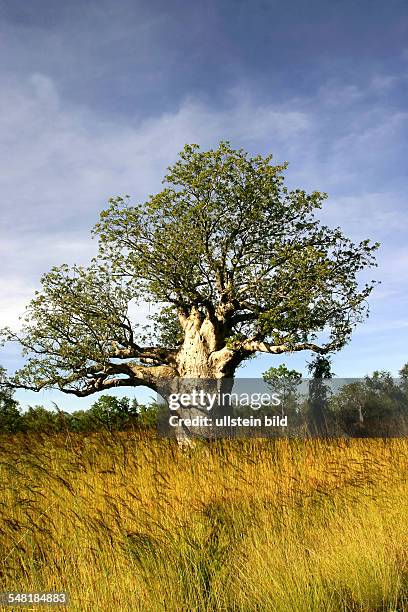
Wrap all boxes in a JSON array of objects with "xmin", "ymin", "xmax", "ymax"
[
  {"xmin": 0, "ymin": 278, "xmax": 36, "ymax": 329},
  {"xmin": 317, "ymin": 82, "xmax": 363, "ymax": 106},
  {"xmin": 318, "ymin": 191, "xmax": 408, "ymax": 238},
  {"xmin": 370, "ymin": 73, "xmax": 401, "ymax": 92}
]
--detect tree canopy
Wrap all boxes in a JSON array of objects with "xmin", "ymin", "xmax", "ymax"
[{"xmin": 1, "ymin": 142, "xmax": 379, "ymax": 397}]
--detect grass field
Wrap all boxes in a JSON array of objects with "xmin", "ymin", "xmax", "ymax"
[{"xmin": 1, "ymin": 432, "xmax": 408, "ymax": 611}]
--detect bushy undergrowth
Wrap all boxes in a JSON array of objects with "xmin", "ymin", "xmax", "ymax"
[{"xmin": 1, "ymin": 432, "xmax": 408, "ymax": 611}]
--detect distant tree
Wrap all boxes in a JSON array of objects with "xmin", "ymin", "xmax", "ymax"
[
  {"xmin": 0, "ymin": 366, "xmax": 22, "ymax": 433},
  {"xmin": 263, "ymin": 364, "xmax": 302, "ymax": 419},
  {"xmin": 68, "ymin": 409, "xmax": 97, "ymax": 432},
  {"xmin": 21, "ymin": 405, "xmax": 60, "ymax": 433},
  {"xmin": 89, "ymin": 395, "xmax": 139, "ymax": 431},
  {"xmin": 307, "ymin": 355, "xmax": 333, "ymax": 435},
  {"xmin": 329, "ymin": 381, "xmax": 368, "ymax": 435},
  {"xmin": 399, "ymin": 363, "xmax": 408, "ymax": 398},
  {"xmin": 136, "ymin": 401, "xmax": 160, "ymax": 428},
  {"xmin": 330, "ymin": 370, "xmax": 408, "ymax": 436},
  {"xmin": 364, "ymin": 370, "xmax": 407, "ymax": 434}
]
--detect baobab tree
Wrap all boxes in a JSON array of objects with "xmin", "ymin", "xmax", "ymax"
[{"xmin": 2, "ymin": 142, "xmax": 378, "ymax": 436}]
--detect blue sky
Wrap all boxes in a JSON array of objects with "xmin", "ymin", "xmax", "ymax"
[{"xmin": 1, "ymin": 0, "xmax": 407, "ymax": 410}]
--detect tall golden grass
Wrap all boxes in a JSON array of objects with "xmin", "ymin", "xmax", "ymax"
[{"xmin": 1, "ymin": 431, "xmax": 408, "ymax": 611}]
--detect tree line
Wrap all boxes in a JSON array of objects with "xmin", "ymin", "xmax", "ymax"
[
  {"xmin": 0, "ymin": 368, "xmax": 159, "ymax": 433},
  {"xmin": 1, "ymin": 362, "xmax": 408, "ymax": 437},
  {"xmin": 262, "ymin": 360, "xmax": 408, "ymax": 437}
]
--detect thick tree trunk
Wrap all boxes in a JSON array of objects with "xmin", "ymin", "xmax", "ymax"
[
  {"xmin": 175, "ymin": 308, "xmax": 228, "ymax": 377},
  {"xmin": 158, "ymin": 309, "xmax": 236, "ymax": 443}
]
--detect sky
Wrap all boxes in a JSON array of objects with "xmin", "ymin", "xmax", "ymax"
[{"xmin": 0, "ymin": 0, "xmax": 408, "ymax": 410}]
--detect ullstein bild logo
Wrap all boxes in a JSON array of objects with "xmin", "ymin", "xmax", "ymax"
[{"xmin": 168, "ymin": 413, "xmax": 288, "ymax": 428}]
